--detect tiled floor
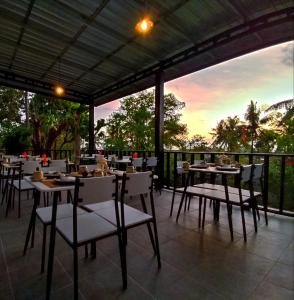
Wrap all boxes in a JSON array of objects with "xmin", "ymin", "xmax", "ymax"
[{"xmin": 0, "ymin": 189, "xmax": 293, "ymax": 299}]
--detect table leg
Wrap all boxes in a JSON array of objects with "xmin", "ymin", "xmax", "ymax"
[
  {"xmin": 176, "ymin": 171, "xmax": 191, "ymax": 222},
  {"xmin": 23, "ymin": 189, "xmax": 39, "ymax": 255},
  {"xmin": 46, "ymin": 191, "xmax": 59, "ymax": 300}
]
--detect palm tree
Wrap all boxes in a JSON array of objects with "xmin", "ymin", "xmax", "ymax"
[
  {"xmin": 265, "ymin": 99, "xmax": 294, "ymax": 122},
  {"xmin": 245, "ymin": 101, "xmax": 260, "ymax": 153}
]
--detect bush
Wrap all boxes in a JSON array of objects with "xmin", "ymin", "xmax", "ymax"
[{"xmin": 2, "ymin": 126, "xmax": 32, "ymax": 155}]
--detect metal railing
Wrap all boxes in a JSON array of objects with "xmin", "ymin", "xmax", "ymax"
[
  {"xmin": 0, "ymin": 149, "xmax": 72, "ymax": 160},
  {"xmin": 95, "ymin": 150, "xmax": 294, "ymax": 217}
]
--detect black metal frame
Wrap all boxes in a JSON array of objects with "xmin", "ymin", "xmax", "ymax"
[{"xmin": 120, "ymin": 172, "xmax": 161, "ymax": 269}]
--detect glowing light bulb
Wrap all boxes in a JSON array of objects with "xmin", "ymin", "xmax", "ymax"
[
  {"xmin": 55, "ymin": 85, "xmax": 64, "ymax": 96},
  {"xmin": 136, "ymin": 17, "xmax": 153, "ymax": 34}
]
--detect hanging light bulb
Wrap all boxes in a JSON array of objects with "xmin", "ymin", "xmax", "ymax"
[
  {"xmin": 54, "ymin": 85, "xmax": 64, "ymax": 96},
  {"xmin": 54, "ymin": 59, "xmax": 65, "ymax": 96},
  {"xmin": 136, "ymin": 17, "xmax": 153, "ymax": 34}
]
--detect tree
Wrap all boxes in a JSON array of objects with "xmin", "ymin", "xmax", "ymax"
[
  {"xmin": 186, "ymin": 134, "xmax": 208, "ymax": 151},
  {"xmin": 104, "ymin": 91, "xmax": 187, "ymax": 150},
  {"xmin": 0, "ymin": 86, "xmax": 25, "ymax": 127},
  {"xmin": 265, "ymin": 98, "xmax": 294, "ymax": 122},
  {"xmin": 245, "ymin": 100, "xmax": 261, "ymax": 153},
  {"xmin": 211, "ymin": 116, "xmax": 243, "ymax": 152}
]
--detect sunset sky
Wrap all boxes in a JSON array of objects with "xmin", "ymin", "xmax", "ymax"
[{"xmin": 95, "ymin": 41, "xmax": 293, "ymax": 139}]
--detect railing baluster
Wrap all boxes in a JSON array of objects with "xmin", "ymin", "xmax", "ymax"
[
  {"xmin": 166, "ymin": 152, "xmax": 170, "ymax": 188},
  {"xmin": 279, "ymin": 156, "xmax": 286, "ymax": 214},
  {"xmin": 263, "ymin": 155, "xmax": 269, "ymax": 214}
]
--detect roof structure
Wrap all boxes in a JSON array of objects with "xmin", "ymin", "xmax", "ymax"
[{"xmin": 0, "ymin": 0, "xmax": 293, "ymax": 105}]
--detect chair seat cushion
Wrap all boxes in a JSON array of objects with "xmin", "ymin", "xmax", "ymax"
[
  {"xmin": 36, "ymin": 203, "xmax": 86, "ymax": 225},
  {"xmin": 56, "ymin": 212, "xmax": 117, "ymax": 245},
  {"xmin": 95, "ymin": 203, "xmax": 153, "ymax": 227},
  {"xmin": 12, "ymin": 180, "xmax": 34, "ymax": 191},
  {"xmin": 83, "ymin": 200, "xmax": 115, "ymax": 211}
]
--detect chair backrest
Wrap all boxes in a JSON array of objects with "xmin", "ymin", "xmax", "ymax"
[
  {"xmin": 22, "ymin": 160, "xmax": 40, "ymax": 174},
  {"xmin": 122, "ymin": 156, "xmax": 131, "ymax": 160},
  {"xmin": 176, "ymin": 161, "xmax": 187, "ymax": 174},
  {"xmin": 193, "ymin": 160, "xmax": 204, "ymax": 165},
  {"xmin": 79, "ymin": 175, "xmax": 116, "ymax": 204},
  {"xmin": 122, "ymin": 171, "xmax": 152, "ymax": 197},
  {"xmin": 146, "ymin": 157, "xmax": 157, "ymax": 167},
  {"xmin": 253, "ymin": 164, "xmax": 263, "ymax": 180},
  {"xmin": 132, "ymin": 158, "xmax": 143, "ymax": 168},
  {"xmin": 240, "ymin": 165, "xmax": 253, "ymax": 183},
  {"xmin": 48, "ymin": 160, "xmax": 66, "ymax": 172}
]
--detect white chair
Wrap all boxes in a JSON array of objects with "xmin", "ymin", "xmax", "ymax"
[
  {"xmin": 32, "ymin": 191, "xmax": 86, "ymax": 273},
  {"xmin": 170, "ymin": 161, "xmax": 189, "ymax": 216},
  {"xmin": 90, "ymin": 171, "xmax": 161, "ymax": 270},
  {"xmin": 131, "ymin": 157, "xmax": 143, "ymax": 170},
  {"xmin": 8, "ymin": 161, "xmax": 37, "ymax": 217},
  {"xmin": 122, "ymin": 156, "xmax": 131, "ymax": 160},
  {"xmin": 55, "ymin": 176, "xmax": 127, "ymax": 299},
  {"xmin": 252, "ymin": 163, "xmax": 268, "ymax": 224},
  {"xmin": 45, "ymin": 159, "xmax": 66, "ymax": 173}
]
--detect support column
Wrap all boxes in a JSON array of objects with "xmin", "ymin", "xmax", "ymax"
[
  {"xmin": 155, "ymin": 70, "xmax": 164, "ymax": 188},
  {"xmin": 88, "ymin": 101, "xmax": 95, "ymax": 155}
]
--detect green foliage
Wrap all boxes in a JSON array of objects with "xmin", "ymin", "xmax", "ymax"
[
  {"xmin": 185, "ymin": 134, "xmax": 208, "ymax": 151},
  {"xmin": 105, "ymin": 91, "xmax": 187, "ymax": 150},
  {"xmin": 0, "ymin": 86, "xmax": 25, "ymax": 128},
  {"xmin": 2, "ymin": 126, "xmax": 32, "ymax": 155},
  {"xmin": 211, "ymin": 116, "xmax": 244, "ymax": 152}
]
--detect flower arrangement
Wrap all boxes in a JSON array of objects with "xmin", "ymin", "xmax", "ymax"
[{"xmin": 218, "ymin": 154, "xmax": 231, "ymax": 165}]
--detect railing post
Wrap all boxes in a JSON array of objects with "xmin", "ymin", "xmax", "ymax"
[
  {"xmin": 279, "ymin": 156, "xmax": 286, "ymax": 213},
  {"xmin": 263, "ymin": 155, "xmax": 269, "ymax": 211},
  {"xmin": 88, "ymin": 101, "xmax": 95, "ymax": 155},
  {"xmin": 155, "ymin": 70, "xmax": 164, "ymax": 189},
  {"xmin": 166, "ymin": 152, "xmax": 170, "ymax": 188}
]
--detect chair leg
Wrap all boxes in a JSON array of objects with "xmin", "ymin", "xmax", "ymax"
[
  {"xmin": 23, "ymin": 191, "xmax": 39, "ymax": 255},
  {"xmin": 170, "ymin": 187, "xmax": 176, "ymax": 217},
  {"xmin": 117, "ymin": 232, "xmax": 127, "ymax": 289},
  {"xmin": 140, "ymin": 194, "xmax": 156, "ymax": 254},
  {"xmin": 184, "ymin": 194, "xmax": 188, "ymax": 212},
  {"xmin": 90, "ymin": 241, "xmax": 96, "ymax": 259},
  {"xmin": 73, "ymin": 247, "xmax": 79, "ymax": 300},
  {"xmin": 240, "ymin": 204, "xmax": 247, "ymax": 242},
  {"xmin": 12, "ymin": 187, "xmax": 15, "ymax": 209},
  {"xmin": 198, "ymin": 197, "xmax": 202, "ymax": 228},
  {"xmin": 41, "ymin": 225, "xmax": 47, "ymax": 273},
  {"xmin": 251, "ymin": 200, "xmax": 258, "ymax": 233},
  {"xmin": 18, "ymin": 188, "xmax": 21, "ymax": 218},
  {"xmin": 226, "ymin": 202, "xmax": 234, "ymax": 241},
  {"xmin": 187, "ymin": 195, "xmax": 192, "ymax": 211},
  {"xmin": 202, "ymin": 198, "xmax": 207, "ymax": 228},
  {"xmin": 150, "ymin": 192, "xmax": 161, "ymax": 269}
]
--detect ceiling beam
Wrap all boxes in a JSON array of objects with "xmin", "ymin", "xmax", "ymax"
[
  {"xmin": 9, "ymin": 0, "xmax": 35, "ymax": 70},
  {"xmin": 225, "ymin": 0, "xmax": 263, "ymax": 42},
  {"xmin": 0, "ymin": 69, "xmax": 89, "ymax": 103},
  {"xmin": 40, "ymin": 0, "xmax": 109, "ymax": 80},
  {"xmin": 92, "ymin": 7, "xmax": 294, "ymax": 102}
]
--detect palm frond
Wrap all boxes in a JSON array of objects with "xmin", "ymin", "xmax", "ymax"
[{"xmin": 265, "ymin": 99, "xmax": 294, "ymax": 112}]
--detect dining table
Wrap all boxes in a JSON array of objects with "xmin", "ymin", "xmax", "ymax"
[{"xmin": 176, "ymin": 165, "xmax": 240, "ymax": 222}]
